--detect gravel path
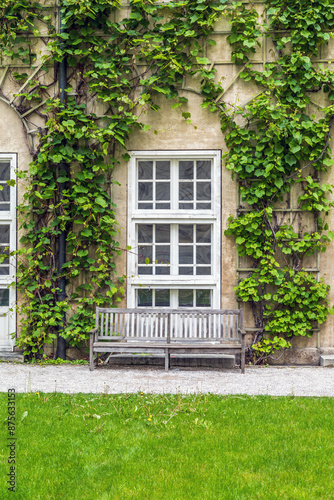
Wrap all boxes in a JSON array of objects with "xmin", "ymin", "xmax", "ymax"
[{"xmin": 1, "ymin": 363, "xmax": 334, "ymax": 396}]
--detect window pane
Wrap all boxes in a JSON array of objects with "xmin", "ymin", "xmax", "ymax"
[
  {"xmin": 0, "ymin": 267, "xmax": 9, "ymax": 275},
  {"xmin": 196, "ymin": 203, "xmax": 211, "ymax": 210},
  {"xmin": 197, "ymin": 182, "xmax": 211, "ymax": 201},
  {"xmin": 196, "ymin": 267, "xmax": 211, "ymax": 275},
  {"xmin": 156, "ymin": 225, "xmax": 170, "ymax": 243},
  {"xmin": 179, "ymin": 182, "xmax": 193, "ymax": 201},
  {"xmin": 138, "ymin": 224, "xmax": 153, "ymax": 243},
  {"xmin": 138, "ymin": 245, "xmax": 152, "ymax": 264},
  {"xmin": 196, "ymin": 289, "xmax": 211, "ymax": 307},
  {"xmin": 196, "ymin": 225, "xmax": 211, "ymax": 243},
  {"xmin": 0, "ymin": 288, "xmax": 9, "ymax": 307},
  {"xmin": 179, "ymin": 203, "xmax": 193, "ymax": 210},
  {"xmin": 179, "ymin": 225, "xmax": 193, "ymax": 243},
  {"xmin": 196, "ymin": 161, "xmax": 211, "ymax": 179},
  {"xmin": 138, "ymin": 182, "xmax": 153, "ymax": 201},
  {"xmin": 0, "ymin": 246, "xmax": 9, "ymax": 265},
  {"xmin": 156, "ymin": 161, "xmax": 170, "ymax": 179},
  {"xmin": 179, "ymin": 161, "xmax": 194, "ymax": 179},
  {"xmin": 156, "ymin": 246, "xmax": 170, "ymax": 263},
  {"xmin": 0, "ymin": 163, "xmax": 10, "ymax": 181},
  {"xmin": 138, "ymin": 266, "xmax": 152, "ymax": 275},
  {"xmin": 138, "ymin": 161, "xmax": 153, "ymax": 179},
  {"xmin": 155, "ymin": 267, "xmax": 170, "ymax": 275},
  {"xmin": 138, "ymin": 202, "xmax": 153, "ymax": 210},
  {"xmin": 0, "ymin": 185, "xmax": 10, "ymax": 202},
  {"xmin": 0, "ymin": 225, "xmax": 10, "ymax": 244},
  {"xmin": 156, "ymin": 203, "xmax": 170, "ymax": 209},
  {"xmin": 138, "ymin": 289, "xmax": 152, "ymax": 307},
  {"xmin": 196, "ymin": 246, "xmax": 211, "ymax": 265},
  {"xmin": 179, "ymin": 289, "xmax": 193, "ymax": 307},
  {"xmin": 155, "ymin": 289, "xmax": 170, "ymax": 307},
  {"xmin": 179, "ymin": 267, "xmax": 193, "ymax": 275},
  {"xmin": 156, "ymin": 182, "xmax": 170, "ymax": 201},
  {"xmin": 179, "ymin": 246, "xmax": 193, "ymax": 265}
]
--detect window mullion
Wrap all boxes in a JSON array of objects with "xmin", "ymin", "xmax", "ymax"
[
  {"xmin": 153, "ymin": 160, "xmax": 156, "ymax": 210},
  {"xmin": 171, "ymin": 158, "xmax": 178, "ymax": 211},
  {"xmin": 171, "ymin": 289, "xmax": 178, "ymax": 308},
  {"xmin": 193, "ymin": 224, "xmax": 196, "ymax": 276},
  {"xmin": 171, "ymin": 223, "xmax": 178, "ymax": 276}
]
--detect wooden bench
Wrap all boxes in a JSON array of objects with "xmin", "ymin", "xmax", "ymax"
[{"xmin": 89, "ymin": 307, "xmax": 246, "ymax": 373}]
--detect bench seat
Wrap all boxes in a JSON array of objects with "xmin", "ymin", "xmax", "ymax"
[{"xmin": 89, "ymin": 308, "xmax": 246, "ymax": 372}]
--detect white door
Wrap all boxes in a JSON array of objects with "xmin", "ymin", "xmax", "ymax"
[{"xmin": 0, "ymin": 154, "xmax": 16, "ymax": 350}]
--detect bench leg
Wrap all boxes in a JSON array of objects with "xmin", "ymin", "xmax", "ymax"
[
  {"xmin": 165, "ymin": 348, "xmax": 170, "ymax": 371},
  {"xmin": 89, "ymin": 335, "xmax": 95, "ymax": 371},
  {"xmin": 241, "ymin": 333, "xmax": 246, "ymax": 374}
]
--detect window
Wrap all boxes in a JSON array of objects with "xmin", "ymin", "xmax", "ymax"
[
  {"xmin": 0, "ymin": 156, "xmax": 16, "ymax": 282},
  {"xmin": 0, "ymin": 154, "xmax": 16, "ymax": 346},
  {"xmin": 127, "ymin": 151, "xmax": 221, "ymax": 309}
]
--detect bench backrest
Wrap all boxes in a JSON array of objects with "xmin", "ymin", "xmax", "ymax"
[{"xmin": 95, "ymin": 308, "xmax": 243, "ymax": 342}]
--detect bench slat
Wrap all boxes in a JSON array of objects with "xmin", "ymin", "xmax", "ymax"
[
  {"xmin": 96, "ymin": 307, "xmax": 242, "ymax": 315},
  {"xmin": 93, "ymin": 341, "xmax": 240, "ymax": 349}
]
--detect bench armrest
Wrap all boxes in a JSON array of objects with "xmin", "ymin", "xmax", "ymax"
[
  {"xmin": 239, "ymin": 330, "xmax": 246, "ymax": 374},
  {"xmin": 89, "ymin": 327, "xmax": 98, "ymax": 371},
  {"xmin": 89, "ymin": 327, "xmax": 98, "ymax": 341}
]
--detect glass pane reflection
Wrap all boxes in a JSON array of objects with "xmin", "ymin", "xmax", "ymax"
[
  {"xmin": 179, "ymin": 225, "xmax": 193, "ymax": 243},
  {"xmin": 156, "ymin": 225, "xmax": 170, "ymax": 243},
  {"xmin": 138, "ymin": 224, "xmax": 153, "ymax": 243},
  {"xmin": 197, "ymin": 182, "xmax": 211, "ymax": 201},
  {"xmin": 0, "ymin": 163, "xmax": 10, "ymax": 181},
  {"xmin": 196, "ymin": 161, "xmax": 211, "ymax": 179},
  {"xmin": 0, "ymin": 226, "xmax": 10, "ymax": 244},
  {"xmin": 179, "ymin": 182, "xmax": 193, "ymax": 201},
  {"xmin": 155, "ymin": 289, "xmax": 170, "ymax": 307},
  {"xmin": 196, "ymin": 289, "xmax": 211, "ymax": 307},
  {"xmin": 0, "ymin": 288, "xmax": 9, "ymax": 307},
  {"xmin": 156, "ymin": 182, "xmax": 170, "ymax": 201},
  {"xmin": 138, "ymin": 182, "xmax": 153, "ymax": 201},
  {"xmin": 196, "ymin": 246, "xmax": 211, "ymax": 265},
  {"xmin": 138, "ymin": 161, "xmax": 153, "ymax": 179},
  {"xmin": 138, "ymin": 289, "xmax": 152, "ymax": 306},
  {"xmin": 179, "ymin": 161, "xmax": 193, "ymax": 179},
  {"xmin": 179, "ymin": 289, "xmax": 193, "ymax": 307},
  {"xmin": 196, "ymin": 225, "xmax": 211, "ymax": 243},
  {"xmin": 156, "ymin": 161, "xmax": 170, "ymax": 179}
]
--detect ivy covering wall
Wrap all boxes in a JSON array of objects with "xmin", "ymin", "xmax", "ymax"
[{"xmin": 1, "ymin": 0, "xmax": 334, "ymax": 357}]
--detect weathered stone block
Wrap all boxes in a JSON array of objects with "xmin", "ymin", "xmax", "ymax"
[
  {"xmin": 0, "ymin": 352, "xmax": 24, "ymax": 363},
  {"xmin": 269, "ymin": 348, "xmax": 320, "ymax": 366},
  {"xmin": 319, "ymin": 355, "xmax": 334, "ymax": 367}
]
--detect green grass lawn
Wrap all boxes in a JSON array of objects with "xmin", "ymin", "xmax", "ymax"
[{"xmin": 1, "ymin": 392, "xmax": 334, "ymax": 499}]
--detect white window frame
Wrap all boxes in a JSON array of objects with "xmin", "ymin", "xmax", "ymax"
[
  {"xmin": 127, "ymin": 150, "xmax": 221, "ymax": 309},
  {"xmin": 0, "ymin": 153, "xmax": 17, "ymax": 347}
]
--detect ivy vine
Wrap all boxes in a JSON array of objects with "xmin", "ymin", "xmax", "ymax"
[{"xmin": 225, "ymin": 0, "xmax": 334, "ymax": 346}]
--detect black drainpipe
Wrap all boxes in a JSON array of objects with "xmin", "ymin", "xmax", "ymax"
[{"xmin": 55, "ymin": 2, "xmax": 68, "ymax": 359}]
